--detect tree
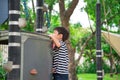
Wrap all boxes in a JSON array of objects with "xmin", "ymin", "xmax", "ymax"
[
  {"xmin": 84, "ymin": 0, "xmax": 120, "ymax": 28},
  {"xmin": 58, "ymin": 0, "xmax": 79, "ymax": 80},
  {"xmin": 46, "ymin": 0, "xmax": 83, "ymax": 80},
  {"xmin": 46, "ymin": 0, "xmax": 96, "ymax": 80},
  {"xmin": 84, "ymin": 0, "xmax": 120, "ymax": 77}
]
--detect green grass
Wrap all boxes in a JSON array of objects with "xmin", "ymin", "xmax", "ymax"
[{"xmin": 77, "ymin": 73, "xmax": 120, "ymax": 80}]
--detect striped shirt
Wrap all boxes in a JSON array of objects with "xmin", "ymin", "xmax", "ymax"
[{"xmin": 53, "ymin": 40, "xmax": 69, "ymax": 74}]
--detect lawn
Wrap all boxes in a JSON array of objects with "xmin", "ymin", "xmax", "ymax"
[{"xmin": 77, "ymin": 73, "xmax": 120, "ymax": 80}]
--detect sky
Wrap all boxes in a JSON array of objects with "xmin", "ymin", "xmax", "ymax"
[{"xmin": 69, "ymin": 0, "xmax": 90, "ymax": 27}]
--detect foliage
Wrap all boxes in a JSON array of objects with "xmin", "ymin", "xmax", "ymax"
[
  {"xmin": 76, "ymin": 54, "xmax": 120, "ymax": 74},
  {"xmin": 76, "ymin": 62, "xmax": 96, "ymax": 73},
  {"xmin": 48, "ymin": 15, "xmax": 61, "ymax": 33},
  {"xmin": 76, "ymin": 60, "xmax": 119, "ymax": 74},
  {"xmin": 20, "ymin": 1, "xmax": 35, "ymax": 32},
  {"xmin": 70, "ymin": 26, "xmax": 91, "ymax": 48},
  {"xmin": 0, "ymin": 51, "xmax": 6, "ymax": 80},
  {"xmin": 76, "ymin": 36, "xmax": 120, "ymax": 74},
  {"xmin": 0, "ymin": 66, "xmax": 6, "ymax": 80},
  {"xmin": 84, "ymin": 0, "xmax": 120, "ymax": 27},
  {"xmin": 0, "ymin": 52, "xmax": 2, "ymax": 65},
  {"xmin": 45, "ymin": 0, "xmax": 57, "ymax": 10},
  {"xmin": 116, "ymin": 64, "xmax": 120, "ymax": 73},
  {"xmin": 0, "ymin": 22, "xmax": 8, "ymax": 30}
]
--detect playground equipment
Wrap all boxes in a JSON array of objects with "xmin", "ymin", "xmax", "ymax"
[{"xmin": 0, "ymin": 31, "xmax": 52, "ymax": 80}]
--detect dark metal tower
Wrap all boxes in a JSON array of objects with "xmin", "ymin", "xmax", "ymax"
[
  {"xmin": 36, "ymin": 0, "xmax": 44, "ymax": 33},
  {"xmin": 8, "ymin": 0, "xmax": 21, "ymax": 79},
  {"xmin": 96, "ymin": 0, "xmax": 103, "ymax": 80}
]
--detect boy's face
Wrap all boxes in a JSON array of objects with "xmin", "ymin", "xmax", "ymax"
[{"xmin": 53, "ymin": 30, "xmax": 63, "ymax": 40}]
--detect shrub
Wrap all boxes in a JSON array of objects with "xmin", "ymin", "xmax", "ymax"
[{"xmin": 76, "ymin": 61, "xmax": 114, "ymax": 74}]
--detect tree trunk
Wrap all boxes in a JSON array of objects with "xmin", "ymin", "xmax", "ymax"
[
  {"xmin": 58, "ymin": 0, "xmax": 79, "ymax": 80},
  {"xmin": 109, "ymin": 55, "xmax": 114, "ymax": 77},
  {"xmin": 67, "ymin": 40, "xmax": 78, "ymax": 80},
  {"xmin": 62, "ymin": 18, "xmax": 78, "ymax": 80}
]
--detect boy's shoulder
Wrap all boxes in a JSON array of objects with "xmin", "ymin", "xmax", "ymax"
[
  {"xmin": 59, "ymin": 40, "xmax": 67, "ymax": 48},
  {"xmin": 59, "ymin": 40, "xmax": 66, "ymax": 45}
]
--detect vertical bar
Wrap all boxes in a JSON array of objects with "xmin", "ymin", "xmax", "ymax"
[
  {"xmin": 23, "ymin": 0, "xmax": 29, "ymax": 20},
  {"xmin": 96, "ymin": 1, "xmax": 103, "ymax": 80},
  {"xmin": 36, "ymin": 0, "xmax": 44, "ymax": 33},
  {"xmin": 8, "ymin": 0, "xmax": 21, "ymax": 80}
]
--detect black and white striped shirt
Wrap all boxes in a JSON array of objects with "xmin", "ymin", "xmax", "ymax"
[{"xmin": 53, "ymin": 40, "xmax": 69, "ymax": 74}]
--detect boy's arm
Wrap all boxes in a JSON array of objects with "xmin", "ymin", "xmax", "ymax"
[{"xmin": 49, "ymin": 34, "xmax": 61, "ymax": 48}]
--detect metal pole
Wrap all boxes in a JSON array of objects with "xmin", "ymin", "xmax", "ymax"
[
  {"xmin": 96, "ymin": 0, "xmax": 103, "ymax": 80},
  {"xmin": 36, "ymin": 0, "xmax": 44, "ymax": 33},
  {"xmin": 8, "ymin": 0, "xmax": 21, "ymax": 79}
]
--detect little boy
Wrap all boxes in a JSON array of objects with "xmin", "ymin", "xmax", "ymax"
[{"xmin": 49, "ymin": 27, "xmax": 69, "ymax": 80}]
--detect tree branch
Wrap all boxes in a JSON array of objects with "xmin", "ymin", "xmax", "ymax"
[
  {"xmin": 76, "ymin": 31, "xmax": 96, "ymax": 65},
  {"xmin": 59, "ymin": 0, "xmax": 65, "ymax": 16},
  {"xmin": 101, "ymin": 12, "xmax": 120, "ymax": 25},
  {"xmin": 65, "ymin": 0, "xmax": 79, "ymax": 19}
]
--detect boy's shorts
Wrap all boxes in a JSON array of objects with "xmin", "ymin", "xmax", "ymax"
[{"xmin": 53, "ymin": 73, "xmax": 68, "ymax": 80}]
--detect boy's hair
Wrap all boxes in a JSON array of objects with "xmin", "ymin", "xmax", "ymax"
[{"xmin": 54, "ymin": 27, "xmax": 69, "ymax": 41}]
